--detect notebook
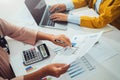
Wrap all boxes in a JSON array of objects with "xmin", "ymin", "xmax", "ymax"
[{"xmin": 25, "ymin": 0, "xmax": 68, "ymax": 30}]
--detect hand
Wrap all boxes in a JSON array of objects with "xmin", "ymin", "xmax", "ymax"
[
  {"xmin": 50, "ymin": 13, "xmax": 68, "ymax": 22},
  {"xmin": 51, "ymin": 34, "xmax": 71, "ymax": 47},
  {"xmin": 24, "ymin": 63, "xmax": 70, "ymax": 80},
  {"xmin": 36, "ymin": 31, "xmax": 71, "ymax": 47},
  {"xmin": 49, "ymin": 4, "xmax": 66, "ymax": 13},
  {"xmin": 42, "ymin": 63, "xmax": 70, "ymax": 77}
]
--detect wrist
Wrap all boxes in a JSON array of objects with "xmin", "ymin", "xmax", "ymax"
[
  {"xmin": 40, "ymin": 66, "xmax": 50, "ymax": 77},
  {"xmin": 36, "ymin": 31, "xmax": 55, "ymax": 42},
  {"xmin": 48, "ymin": 34, "xmax": 55, "ymax": 42}
]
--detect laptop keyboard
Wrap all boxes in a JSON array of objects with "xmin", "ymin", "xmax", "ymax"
[
  {"xmin": 41, "ymin": 7, "xmax": 67, "ymax": 27},
  {"xmin": 42, "ymin": 8, "xmax": 55, "ymax": 27},
  {"xmin": 47, "ymin": 18, "xmax": 55, "ymax": 26}
]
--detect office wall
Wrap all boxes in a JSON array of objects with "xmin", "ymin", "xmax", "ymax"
[{"xmin": 0, "ymin": 0, "xmax": 24, "ymax": 19}]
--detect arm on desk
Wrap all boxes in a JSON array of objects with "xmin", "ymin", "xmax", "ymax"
[
  {"xmin": 24, "ymin": 63, "xmax": 70, "ymax": 80},
  {"xmin": 36, "ymin": 31, "xmax": 71, "ymax": 47},
  {"xmin": 0, "ymin": 18, "xmax": 71, "ymax": 47}
]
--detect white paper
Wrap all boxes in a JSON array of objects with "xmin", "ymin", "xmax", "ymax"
[
  {"xmin": 51, "ymin": 32, "xmax": 103, "ymax": 64},
  {"xmin": 88, "ymin": 40, "xmax": 118, "ymax": 63}
]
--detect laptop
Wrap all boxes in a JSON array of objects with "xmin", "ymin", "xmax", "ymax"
[{"xmin": 25, "ymin": 0, "xmax": 68, "ymax": 30}]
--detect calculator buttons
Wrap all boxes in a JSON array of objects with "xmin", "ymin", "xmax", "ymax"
[{"xmin": 23, "ymin": 44, "xmax": 50, "ymax": 66}]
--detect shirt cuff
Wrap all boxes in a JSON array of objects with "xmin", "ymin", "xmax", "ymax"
[
  {"xmin": 67, "ymin": 14, "xmax": 80, "ymax": 25},
  {"xmin": 63, "ymin": 0, "xmax": 74, "ymax": 10}
]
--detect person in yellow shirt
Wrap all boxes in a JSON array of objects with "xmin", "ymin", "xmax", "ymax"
[{"xmin": 50, "ymin": 0, "xmax": 120, "ymax": 30}]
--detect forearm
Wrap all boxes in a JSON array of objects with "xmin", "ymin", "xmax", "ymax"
[
  {"xmin": 36, "ymin": 31, "xmax": 54, "ymax": 42},
  {"xmin": 24, "ymin": 68, "xmax": 47, "ymax": 80},
  {"xmin": 0, "ymin": 18, "xmax": 37, "ymax": 45},
  {"xmin": 80, "ymin": 6, "xmax": 120, "ymax": 28}
]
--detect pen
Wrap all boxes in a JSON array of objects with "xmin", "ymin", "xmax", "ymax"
[
  {"xmin": 95, "ymin": 41, "xmax": 99, "ymax": 45},
  {"xmin": 93, "ymin": 41, "xmax": 99, "ymax": 47},
  {"xmin": 54, "ymin": 39, "xmax": 69, "ymax": 47},
  {"xmin": 54, "ymin": 39, "xmax": 65, "ymax": 44}
]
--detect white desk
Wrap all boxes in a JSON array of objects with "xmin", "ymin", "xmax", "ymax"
[{"xmin": 5, "ymin": 0, "xmax": 120, "ymax": 79}]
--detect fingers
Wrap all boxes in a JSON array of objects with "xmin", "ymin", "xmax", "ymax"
[
  {"xmin": 53, "ymin": 63, "xmax": 70, "ymax": 77},
  {"xmin": 49, "ymin": 4, "xmax": 66, "ymax": 13},
  {"xmin": 50, "ymin": 13, "xmax": 67, "ymax": 22},
  {"xmin": 53, "ymin": 63, "xmax": 67, "ymax": 67},
  {"xmin": 44, "ymin": 63, "xmax": 70, "ymax": 77},
  {"xmin": 50, "ymin": 14, "xmax": 60, "ymax": 21},
  {"xmin": 60, "ymin": 34, "xmax": 71, "ymax": 47},
  {"xmin": 58, "ymin": 64, "xmax": 70, "ymax": 76},
  {"xmin": 49, "ymin": 5, "xmax": 58, "ymax": 13},
  {"xmin": 54, "ymin": 35, "xmax": 71, "ymax": 47},
  {"xmin": 54, "ymin": 39, "xmax": 66, "ymax": 47},
  {"xmin": 49, "ymin": 4, "xmax": 61, "ymax": 13},
  {"xmin": 61, "ymin": 64, "xmax": 70, "ymax": 72},
  {"xmin": 50, "ymin": 13, "xmax": 60, "ymax": 21},
  {"xmin": 63, "ymin": 36, "xmax": 71, "ymax": 47}
]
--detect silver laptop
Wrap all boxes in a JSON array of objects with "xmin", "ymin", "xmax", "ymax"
[{"xmin": 25, "ymin": 0, "xmax": 68, "ymax": 30}]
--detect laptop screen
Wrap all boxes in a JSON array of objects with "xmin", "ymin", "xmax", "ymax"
[{"xmin": 25, "ymin": 0, "xmax": 46, "ymax": 25}]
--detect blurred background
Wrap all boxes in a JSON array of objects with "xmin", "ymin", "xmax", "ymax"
[{"xmin": 0, "ymin": 0, "xmax": 24, "ymax": 19}]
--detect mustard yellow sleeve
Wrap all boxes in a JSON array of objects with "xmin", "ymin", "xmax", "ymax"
[
  {"xmin": 80, "ymin": 4, "xmax": 120, "ymax": 28},
  {"xmin": 72, "ymin": 0, "xmax": 87, "ymax": 8}
]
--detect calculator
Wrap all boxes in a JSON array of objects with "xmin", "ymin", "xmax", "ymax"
[{"xmin": 22, "ymin": 44, "xmax": 50, "ymax": 66}]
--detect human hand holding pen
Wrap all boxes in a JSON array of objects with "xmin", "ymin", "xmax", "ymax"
[
  {"xmin": 36, "ymin": 32, "xmax": 71, "ymax": 47},
  {"xmin": 52, "ymin": 34, "xmax": 71, "ymax": 47}
]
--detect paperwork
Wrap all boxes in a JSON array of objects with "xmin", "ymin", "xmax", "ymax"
[
  {"xmin": 51, "ymin": 32, "xmax": 103, "ymax": 64},
  {"xmin": 88, "ymin": 39, "xmax": 119, "ymax": 63}
]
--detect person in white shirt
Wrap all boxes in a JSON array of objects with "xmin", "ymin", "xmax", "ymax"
[{"xmin": 49, "ymin": 0, "xmax": 120, "ymax": 29}]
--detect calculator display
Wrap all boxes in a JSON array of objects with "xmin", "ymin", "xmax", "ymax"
[
  {"xmin": 38, "ymin": 44, "xmax": 48, "ymax": 57},
  {"xmin": 22, "ymin": 44, "xmax": 50, "ymax": 66}
]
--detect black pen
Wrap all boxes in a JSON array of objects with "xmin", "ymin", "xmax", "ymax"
[
  {"xmin": 54, "ymin": 39, "xmax": 65, "ymax": 44},
  {"xmin": 94, "ymin": 41, "xmax": 99, "ymax": 46}
]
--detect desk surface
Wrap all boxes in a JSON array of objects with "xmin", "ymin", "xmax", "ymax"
[{"xmin": 5, "ymin": 0, "xmax": 120, "ymax": 79}]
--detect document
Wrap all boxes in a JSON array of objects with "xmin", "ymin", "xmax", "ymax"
[
  {"xmin": 51, "ymin": 31, "xmax": 103, "ymax": 64},
  {"xmin": 88, "ymin": 39, "xmax": 119, "ymax": 63}
]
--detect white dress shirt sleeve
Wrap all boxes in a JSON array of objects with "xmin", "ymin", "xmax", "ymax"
[
  {"xmin": 67, "ymin": 14, "xmax": 80, "ymax": 25},
  {"xmin": 95, "ymin": 0, "xmax": 102, "ymax": 13},
  {"xmin": 63, "ymin": 0, "xmax": 74, "ymax": 10}
]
